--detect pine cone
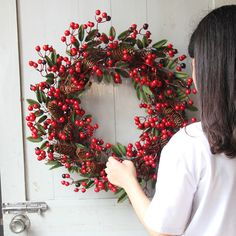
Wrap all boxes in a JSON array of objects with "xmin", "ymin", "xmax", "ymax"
[
  {"xmin": 54, "ymin": 142, "xmax": 76, "ymax": 157},
  {"xmin": 160, "ymin": 138, "xmax": 168, "ymax": 149},
  {"xmin": 63, "ymin": 122, "xmax": 74, "ymax": 140},
  {"xmin": 138, "ymin": 163, "xmax": 150, "ymax": 178},
  {"xmin": 47, "ymin": 100, "xmax": 63, "ymax": 120},
  {"xmin": 112, "ymin": 46, "xmax": 135, "ymax": 60},
  {"xmin": 163, "ymin": 107, "xmax": 183, "ymax": 128},
  {"xmin": 86, "ymin": 162, "xmax": 96, "ymax": 174},
  {"xmin": 87, "ymin": 162, "xmax": 105, "ymax": 176},
  {"xmin": 60, "ymin": 83, "xmax": 80, "ymax": 95},
  {"xmin": 76, "ymin": 147, "xmax": 88, "ymax": 160}
]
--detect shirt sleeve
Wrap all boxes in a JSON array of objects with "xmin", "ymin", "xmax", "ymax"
[{"xmin": 144, "ymin": 130, "xmax": 198, "ymax": 235}]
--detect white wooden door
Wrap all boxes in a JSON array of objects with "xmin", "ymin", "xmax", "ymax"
[{"xmin": 0, "ymin": 0, "xmax": 219, "ymax": 235}]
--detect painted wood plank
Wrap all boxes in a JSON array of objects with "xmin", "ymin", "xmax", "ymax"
[
  {"xmin": 215, "ymin": 0, "xmax": 236, "ymax": 7},
  {"xmin": 17, "ymin": 0, "xmax": 115, "ymax": 200},
  {"xmin": 0, "ymin": 0, "xmax": 27, "ymax": 235},
  {"xmin": 10, "ymin": 199, "xmax": 148, "ymax": 236},
  {"xmin": 111, "ymin": 0, "xmax": 147, "ymax": 145},
  {"xmin": 0, "ymin": 0, "xmax": 26, "ymax": 203}
]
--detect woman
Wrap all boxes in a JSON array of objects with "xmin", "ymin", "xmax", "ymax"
[{"xmin": 105, "ymin": 5, "xmax": 236, "ymax": 236}]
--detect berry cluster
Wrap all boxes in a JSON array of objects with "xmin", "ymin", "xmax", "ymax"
[{"xmin": 26, "ymin": 10, "xmax": 197, "ymax": 202}]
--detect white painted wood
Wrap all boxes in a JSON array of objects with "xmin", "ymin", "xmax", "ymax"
[
  {"xmin": 15, "ymin": 0, "xmax": 147, "ymax": 235},
  {"xmin": 0, "ymin": 0, "xmax": 27, "ymax": 235},
  {"xmin": 215, "ymin": 0, "xmax": 236, "ymax": 7},
  {"xmin": 111, "ymin": 0, "xmax": 147, "ymax": 145},
  {"xmin": 0, "ymin": 0, "xmax": 213, "ymax": 235},
  {"xmin": 22, "ymin": 199, "xmax": 147, "ymax": 236}
]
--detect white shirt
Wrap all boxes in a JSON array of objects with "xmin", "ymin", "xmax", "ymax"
[{"xmin": 144, "ymin": 122, "xmax": 236, "ymax": 236}]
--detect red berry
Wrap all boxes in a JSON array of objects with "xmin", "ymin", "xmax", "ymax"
[
  {"xmin": 65, "ymin": 163, "xmax": 71, "ymax": 169},
  {"xmin": 59, "ymin": 117, "xmax": 65, "ymax": 123},
  {"xmin": 64, "ymin": 30, "xmax": 70, "ymax": 36},
  {"xmin": 43, "ymin": 45, "xmax": 49, "ymax": 51},
  {"xmin": 102, "ymin": 12, "xmax": 107, "ymax": 18},
  {"xmin": 131, "ymin": 24, "xmax": 137, "ymax": 30},
  {"xmin": 95, "ymin": 9, "xmax": 101, "ymax": 15},
  {"xmin": 35, "ymin": 46, "xmax": 40, "ymax": 51}
]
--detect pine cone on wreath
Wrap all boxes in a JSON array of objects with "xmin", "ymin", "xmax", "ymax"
[
  {"xmin": 54, "ymin": 142, "xmax": 77, "ymax": 157},
  {"xmin": 47, "ymin": 100, "xmax": 64, "ymax": 120},
  {"xmin": 163, "ymin": 107, "xmax": 183, "ymax": 127}
]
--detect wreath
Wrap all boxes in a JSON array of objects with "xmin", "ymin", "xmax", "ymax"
[{"xmin": 26, "ymin": 10, "xmax": 197, "ymax": 202}]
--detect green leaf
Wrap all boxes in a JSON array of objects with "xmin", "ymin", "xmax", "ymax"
[
  {"xmin": 38, "ymin": 115, "xmax": 47, "ymax": 123},
  {"xmin": 46, "ymin": 73, "xmax": 55, "ymax": 85},
  {"xmin": 136, "ymin": 39, "xmax": 143, "ymax": 49},
  {"xmin": 26, "ymin": 99, "xmax": 39, "ymax": 106},
  {"xmin": 117, "ymin": 191, "xmax": 128, "ymax": 203},
  {"xmin": 176, "ymin": 88, "xmax": 188, "ymax": 100},
  {"xmin": 114, "ymin": 187, "xmax": 124, "ymax": 195},
  {"xmin": 87, "ymin": 40, "xmax": 101, "ymax": 48},
  {"xmin": 174, "ymin": 72, "xmax": 188, "ymax": 79},
  {"xmin": 152, "ymin": 39, "xmax": 167, "ymax": 49},
  {"xmin": 78, "ymin": 25, "xmax": 85, "ymax": 41},
  {"xmin": 46, "ymin": 160, "xmax": 58, "ymax": 165},
  {"xmin": 36, "ymin": 88, "xmax": 42, "ymax": 103},
  {"xmin": 49, "ymin": 162, "xmax": 63, "ymax": 170},
  {"xmin": 109, "ymin": 26, "xmax": 116, "ymax": 38},
  {"xmin": 111, "ymin": 145, "xmax": 122, "ymax": 157},
  {"xmin": 136, "ymin": 87, "xmax": 141, "ymax": 100},
  {"xmin": 186, "ymin": 104, "xmax": 198, "ymax": 111},
  {"xmin": 27, "ymin": 136, "xmax": 43, "ymax": 143},
  {"xmin": 122, "ymin": 37, "xmax": 136, "ymax": 46},
  {"xmin": 86, "ymin": 180, "xmax": 95, "ymax": 189},
  {"xmin": 140, "ymin": 89, "xmax": 149, "ymax": 103},
  {"xmin": 72, "ymin": 38, "xmax": 80, "ymax": 48},
  {"xmin": 167, "ymin": 58, "xmax": 178, "ymax": 70},
  {"xmin": 66, "ymin": 50, "xmax": 71, "ymax": 56},
  {"xmin": 115, "ymin": 61, "xmax": 129, "ymax": 68},
  {"xmin": 50, "ymin": 50, "xmax": 58, "ymax": 65},
  {"xmin": 40, "ymin": 91, "xmax": 47, "ymax": 103},
  {"xmin": 103, "ymin": 71, "xmax": 112, "ymax": 83},
  {"xmin": 118, "ymin": 30, "xmax": 130, "ymax": 41},
  {"xmin": 45, "ymin": 55, "xmax": 54, "ymax": 67},
  {"xmin": 85, "ymin": 29, "xmax": 98, "ymax": 42},
  {"xmin": 117, "ymin": 143, "xmax": 127, "ymax": 156},
  {"xmin": 35, "ymin": 110, "xmax": 44, "ymax": 117},
  {"xmin": 142, "ymin": 85, "xmax": 153, "ymax": 96},
  {"xmin": 115, "ymin": 68, "xmax": 129, "ymax": 78},
  {"xmin": 40, "ymin": 141, "xmax": 48, "ymax": 150},
  {"xmin": 76, "ymin": 143, "xmax": 85, "ymax": 149},
  {"xmin": 151, "ymin": 128, "xmax": 159, "ymax": 137},
  {"xmin": 36, "ymin": 123, "xmax": 46, "ymax": 135},
  {"xmin": 142, "ymin": 35, "xmax": 149, "ymax": 48}
]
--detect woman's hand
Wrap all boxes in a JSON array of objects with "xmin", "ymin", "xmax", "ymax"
[{"xmin": 105, "ymin": 156, "xmax": 137, "ymax": 189}]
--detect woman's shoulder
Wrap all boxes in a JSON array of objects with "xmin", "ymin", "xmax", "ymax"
[
  {"xmin": 166, "ymin": 121, "xmax": 210, "ymax": 153},
  {"xmin": 171, "ymin": 121, "xmax": 205, "ymax": 143}
]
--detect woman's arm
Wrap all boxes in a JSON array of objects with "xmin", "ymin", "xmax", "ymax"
[{"xmin": 105, "ymin": 156, "xmax": 173, "ymax": 236}]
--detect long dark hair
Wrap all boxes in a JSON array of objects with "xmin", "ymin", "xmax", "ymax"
[{"xmin": 188, "ymin": 5, "xmax": 236, "ymax": 158}]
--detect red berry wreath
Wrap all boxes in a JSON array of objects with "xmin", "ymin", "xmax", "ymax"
[{"xmin": 26, "ymin": 10, "xmax": 197, "ymax": 202}]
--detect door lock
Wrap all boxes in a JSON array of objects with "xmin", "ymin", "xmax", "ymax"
[{"xmin": 2, "ymin": 201, "xmax": 48, "ymax": 215}]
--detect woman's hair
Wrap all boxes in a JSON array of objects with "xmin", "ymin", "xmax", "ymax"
[{"xmin": 188, "ymin": 5, "xmax": 236, "ymax": 158}]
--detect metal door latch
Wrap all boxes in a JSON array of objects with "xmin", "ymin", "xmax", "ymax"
[{"xmin": 2, "ymin": 202, "xmax": 48, "ymax": 215}]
